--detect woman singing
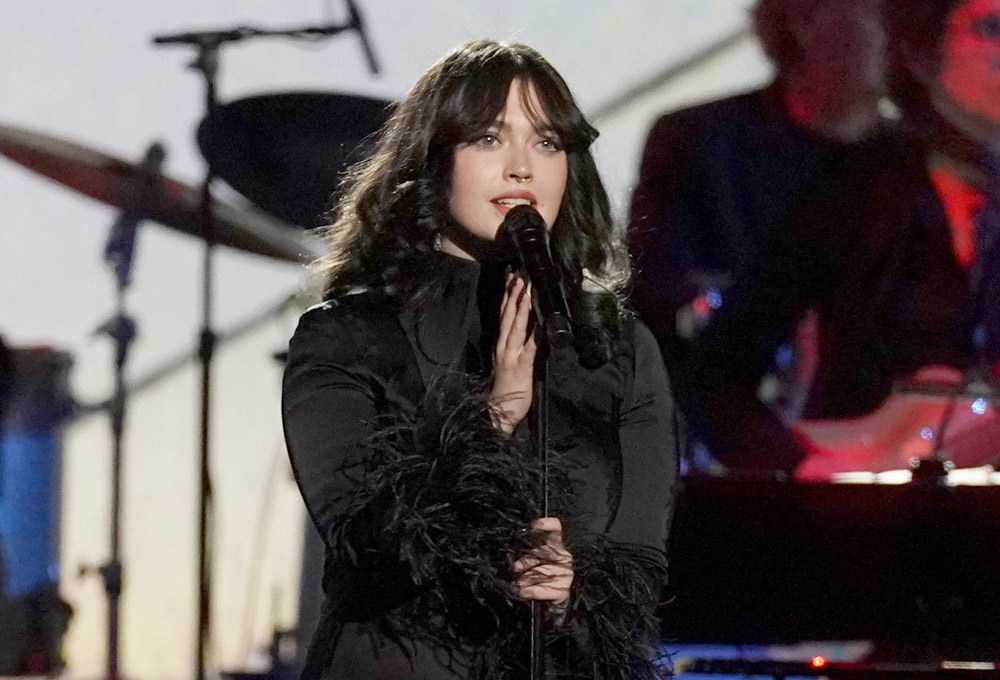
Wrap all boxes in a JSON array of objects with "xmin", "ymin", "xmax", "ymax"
[{"xmin": 282, "ymin": 39, "xmax": 677, "ymax": 680}]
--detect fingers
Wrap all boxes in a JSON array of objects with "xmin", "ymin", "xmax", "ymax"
[
  {"xmin": 514, "ymin": 562, "xmax": 573, "ymax": 602},
  {"xmin": 513, "ymin": 548, "xmax": 573, "ymax": 601},
  {"xmin": 514, "ymin": 517, "xmax": 573, "ymax": 603},
  {"xmin": 491, "ymin": 273, "xmax": 535, "ymax": 432},
  {"xmin": 497, "ymin": 272, "xmax": 518, "ymax": 350},
  {"xmin": 510, "ymin": 280, "xmax": 532, "ymax": 352},
  {"xmin": 532, "ymin": 516, "xmax": 562, "ymax": 534},
  {"xmin": 496, "ymin": 274, "xmax": 532, "ymax": 355}
]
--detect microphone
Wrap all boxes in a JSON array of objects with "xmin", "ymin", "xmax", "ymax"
[
  {"xmin": 346, "ymin": 0, "xmax": 381, "ymax": 75},
  {"xmin": 500, "ymin": 205, "xmax": 574, "ymax": 349}
]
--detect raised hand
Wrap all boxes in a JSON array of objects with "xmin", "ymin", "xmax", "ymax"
[{"xmin": 491, "ymin": 272, "xmax": 537, "ymax": 434}]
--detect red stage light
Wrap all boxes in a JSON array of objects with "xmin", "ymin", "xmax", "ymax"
[
  {"xmin": 692, "ymin": 295, "xmax": 711, "ymax": 318},
  {"xmin": 811, "ymin": 656, "xmax": 827, "ymax": 668}
]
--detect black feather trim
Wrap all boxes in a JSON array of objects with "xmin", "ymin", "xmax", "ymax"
[
  {"xmin": 332, "ymin": 374, "xmax": 669, "ymax": 679},
  {"xmin": 554, "ymin": 537, "xmax": 671, "ymax": 679}
]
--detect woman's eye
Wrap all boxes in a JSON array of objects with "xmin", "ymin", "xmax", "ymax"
[
  {"xmin": 538, "ymin": 137, "xmax": 563, "ymax": 152},
  {"xmin": 475, "ymin": 134, "xmax": 500, "ymax": 147},
  {"xmin": 973, "ymin": 15, "xmax": 1000, "ymax": 39}
]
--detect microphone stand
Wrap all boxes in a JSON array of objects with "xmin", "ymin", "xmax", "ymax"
[
  {"xmin": 528, "ymin": 344, "xmax": 551, "ymax": 680},
  {"xmin": 95, "ymin": 141, "xmax": 165, "ymax": 680},
  {"xmin": 151, "ymin": 10, "xmax": 379, "ymax": 680},
  {"xmin": 193, "ymin": 42, "xmax": 220, "ymax": 680},
  {"xmin": 528, "ymin": 319, "xmax": 577, "ymax": 679}
]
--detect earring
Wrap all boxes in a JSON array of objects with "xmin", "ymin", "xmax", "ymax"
[{"xmin": 433, "ymin": 232, "xmax": 443, "ymax": 251}]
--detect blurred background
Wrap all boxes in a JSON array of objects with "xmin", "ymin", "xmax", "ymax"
[{"xmin": 0, "ymin": 2, "xmax": 769, "ymax": 679}]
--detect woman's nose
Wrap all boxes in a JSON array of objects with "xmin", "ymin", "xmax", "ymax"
[{"xmin": 505, "ymin": 148, "xmax": 532, "ymax": 183}]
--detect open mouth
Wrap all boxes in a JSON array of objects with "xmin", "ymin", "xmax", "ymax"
[{"xmin": 493, "ymin": 197, "xmax": 535, "ymax": 208}]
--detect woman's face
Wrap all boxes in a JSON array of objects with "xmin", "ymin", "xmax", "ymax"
[
  {"xmin": 443, "ymin": 79, "xmax": 568, "ymax": 260},
  {"xmin": 935, "ymin": 0, "xmax": 1000, "ymax": 137}
]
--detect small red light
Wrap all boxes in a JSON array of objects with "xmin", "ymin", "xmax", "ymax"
[
  {"xmin": 811, "ymin": 656, "xmax": 827, "ymax": 668},
  {"xmin": 692, "ymin": 296, "xmax": 711, "ymax": 318},
  {"xmin": 27, "ymin": 653, "xmax": 48, "ymax": 673}
]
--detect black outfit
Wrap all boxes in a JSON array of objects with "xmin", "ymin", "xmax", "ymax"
[
  {"xmin": 282, "ymin": 256, "xmax": 677, "ymax": 679},
  {"xmin": 679, "ymin": 135, "xmax": 998, "ymax": 472},
  {"xmin": 628, "ymin": 86, "xmax": 859, "ymax": 366}
]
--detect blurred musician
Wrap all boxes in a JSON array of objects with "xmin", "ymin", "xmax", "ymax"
[
  {"xmin": 629, "ymin": 0, "xmax": 888, "ymax": 414},
  {"xmin": 678, "ymin": 0, "xmax": 1000, "ymax": 479}
]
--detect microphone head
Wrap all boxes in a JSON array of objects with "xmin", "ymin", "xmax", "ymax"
[
  {"xmin": 499, "ymin": 204, "xmax": 550, "ymax": 266},
  {"xmin": 500, "ymin": 204, "xmax": 546, "ymax": 241},
  {"xmin": 495, "ymin": 203, "xmax": 543, "ymax": 261},
  {"xmin": 498, "ymin": 204, "xmax": 576, "ymax": 349}
]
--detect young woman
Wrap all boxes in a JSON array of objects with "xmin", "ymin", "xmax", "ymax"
[{"xmin": 282, "ymin": 39, "xmax": 677, "ymax": 680}]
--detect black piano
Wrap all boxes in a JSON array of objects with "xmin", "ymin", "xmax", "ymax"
[{"xmin": 663, "ymin": 476, "xmax": 1000, "ymax": 656}]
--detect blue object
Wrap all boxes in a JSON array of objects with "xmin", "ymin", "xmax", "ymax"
[
  {"xmin": 0, "ymin": 349, "xmax": 71, "ymax": 597},
  {"xmin": 775, "ymin": 343, "xmax": 796, "ymax": 370},
  {"xmin": 0, "ymin": 433, "xmax": 61, "ymax": 595},
  {"xmin": 972, "ymin": 397, "xmax": 988, "ymax": 416},
  {"xmin": 705, "ymin": 287, "xmax": 723, "ymax": 310}
]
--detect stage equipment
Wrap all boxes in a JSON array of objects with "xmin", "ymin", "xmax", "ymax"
[
  {"xmin": 89, "ymin": 141, "xmax": 164, "ymax": 680},
  {"xmin": 0, "ymin": 348, "xmax": 74, "ymax": 675},
  {"xmin": 678, "ymin": 656, "xmax": 1000, "ymax": 678},
  {"xmin": 152, "ymin": 5, "xmax": 380, "ymax": 680},
  {"xmin": 0, "ymin": 124, "xmax": 320, "ymax": 262},
  {"xmin": 666, "ymin": 474, "xmax": 1000, "ymax": 659},
  {"xmin": 498, "ymin": 205, "xmax": 572, "ymax": 679},
  {"xmin": 197, "ymin": 92, "xmax": 390, "ymax": 229},
  {"xmin": 794, "ymin": 366, "xmax": 1000, "ymax": 480}
]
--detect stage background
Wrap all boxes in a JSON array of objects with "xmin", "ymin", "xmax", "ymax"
[{"xmin": 0, "ymin": 2, "xmax": 769, "ymax": 678}]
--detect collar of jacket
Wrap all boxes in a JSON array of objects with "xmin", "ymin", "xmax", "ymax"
[{"xmin": 398, "ymin": 253, "xmax": 482, "ymax": 388}]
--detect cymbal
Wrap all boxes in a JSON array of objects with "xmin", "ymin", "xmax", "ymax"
[
  {"xmin": 197, "ymin": 92, "xmax": 392, "ymax": 229},
  {"xmin": 0, "ymin": 122, "xmax": 323, "ymax": 263}
]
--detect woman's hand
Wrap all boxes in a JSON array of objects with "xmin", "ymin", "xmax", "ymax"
[
  {"xmin": 513, "ymin": 517, "xmax": 574, "ymax": 605},
  {"xmin": 491, "ymin": 273, "xmax": 536, "ymax": 434}
]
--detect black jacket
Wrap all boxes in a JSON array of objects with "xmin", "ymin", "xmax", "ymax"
[
  {"xmin": 628, "ymin": 86, "xmax": 856, "ymax": 361},
  {"xmin": 282, "ymin": 256, "xmax": 677, "ymax": 679},
  {"xmin": 679, "ymin": 136, "xmax": 992, "ymax": 472}
]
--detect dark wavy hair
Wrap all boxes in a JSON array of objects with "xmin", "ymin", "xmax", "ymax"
[{"xmin": 315, "ymin": 39, "xmax": 629, "ymax": 336}]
